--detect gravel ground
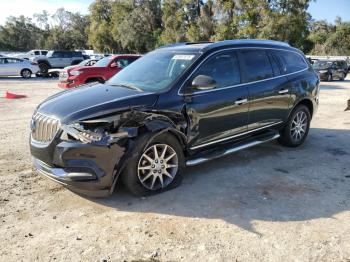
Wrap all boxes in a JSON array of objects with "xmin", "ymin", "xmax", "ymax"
[{"xmin": 0, "ymin": 76, "xmax": 349, "ymax": 262}]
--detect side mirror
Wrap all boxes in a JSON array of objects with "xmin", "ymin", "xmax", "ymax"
[
  {"xmin": 110, "ymin": 62, "xmax": 118, "ymax": 68},
  {"xmin": 191, "ymin": 75, "xmax": 216, "ymax": 90}
]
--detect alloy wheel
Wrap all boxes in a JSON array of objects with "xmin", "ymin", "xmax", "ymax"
[
  {"xmin": 290, "ymin": 111, "xmax": 308, "ymax": 142},
  {"xmin": 137, "ymin": 143, "xmax": 178, "ymax": 191}
]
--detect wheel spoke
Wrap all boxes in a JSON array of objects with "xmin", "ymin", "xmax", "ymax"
[
  {"xmin": 163, "ymin": 170, "xmax": 173, "ymax": 179},
  {"xmin": 165, "ymin": 152, "xmax": 176, "ymax": 162},
  {"xmin": 150, "ymin": 175, "xmax": 157, "ymax": 189},
  {"xmin": 166, "ymin": 164, "xmax": 178, "ymax": 168},
  {"xmin": 143, "ymin": 154, "xmax": 154, "ymax": 163},
  {"xmin": 153, "ymin": 145, "xmax": 159, "ymax": 159},
  {"xmin": 138, "ymin": 165, "xmax": 152, "ymax": 171},
  {"xmin": 160, "ymin": 145, "xmax": 167, "ymax": 158},
  {"xmin": 141, "ymin": 172, "xmax": 153, "ymax": 182}
]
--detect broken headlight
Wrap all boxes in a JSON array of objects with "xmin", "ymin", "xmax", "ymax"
[{"xmin": 60, "ymin": 114, "xmax": 129, "ymax": 144}]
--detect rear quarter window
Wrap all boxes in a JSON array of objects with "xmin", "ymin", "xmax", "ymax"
[{"xmin": 272, "ymin": 50, "xmax": 307, "ymax": 74}]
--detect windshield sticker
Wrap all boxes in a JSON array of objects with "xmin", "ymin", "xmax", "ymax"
[{"xmin": 172, "ymin": 55, "xmax": 195, "ymax": 60}]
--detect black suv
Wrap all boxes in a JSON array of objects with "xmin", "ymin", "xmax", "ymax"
[
  {"xmin": 30, "ymin": 40, "xmax": 319, "ymax": 197},
  {"xmin": 313, "ymin": 59, "xmax": 348, "ymax": 81}
]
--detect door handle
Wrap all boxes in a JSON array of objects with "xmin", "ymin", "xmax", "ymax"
[
  {"xmin": 278, "ymin": 89, "xmax": 289, "ymax": 94},
  {"xmin": 234, "ymin": 98, "xmax": 248, "ymax": 105}
]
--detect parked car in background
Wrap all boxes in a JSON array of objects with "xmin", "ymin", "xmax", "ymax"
[
  {"xmin": 16, "ymin": 49, "xmax": 48, "ymax": 60},
  {"xmin": 63, "ymin": 58, "xmax": 99, "ymax": 71},
  {"xmin": 58, "ymin": 54, "xmax": 140, "ymax": 88},
  {"xmin": 30, "ymin": 40, "xmax": 319, "ymax": 196},
  {"xmin": 33, "ymin": 51, "xmax": 85, "ymax": 74},
  {"xmin": 0, "ymin": 57, "xmax": 39, "ymax": 78},
  {"xmin": 313, "ymin": 59, "xmax": 348, "ymax": 81}
]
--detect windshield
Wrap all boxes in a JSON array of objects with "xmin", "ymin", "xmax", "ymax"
[
  {"xmin": 313, "ymin": 60, "xmax": 332, "ymax": 70},
  {"xmin": 107, "ymin": 51, "xmax": 199, "ymax": 92},
  {"xmin": 93, "ymin": 57, "xmax": 112, "ymax": 67},
  {"xmin": 78, "ymin": 59, "xmax": 90, "ymax": 66}
]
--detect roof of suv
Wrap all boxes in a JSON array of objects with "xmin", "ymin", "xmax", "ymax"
[{"xmin": 159, "ymin": 39, "xmax": 293, "ymax": 53}]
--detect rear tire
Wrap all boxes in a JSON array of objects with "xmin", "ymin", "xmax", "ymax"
[
  {"xmin": 20, "ymin": 69, "xmax": 32, "ymax": 78},
  {"xmin": 121, "ymin": 132, "xmax": 184, "ymax": 196},
  {"xmin": 278, "ymin": 105, "xmax": 311, "ymax": 147}
]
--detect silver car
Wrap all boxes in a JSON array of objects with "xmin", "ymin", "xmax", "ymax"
[{"xmin": 0, "ymin": 57, "xmax": 40, "ymax": 78}]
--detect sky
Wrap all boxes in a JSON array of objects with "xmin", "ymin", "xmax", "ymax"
[{"xmin": 0, "ymin": 0, "xmax": 349, "ymax": 25}]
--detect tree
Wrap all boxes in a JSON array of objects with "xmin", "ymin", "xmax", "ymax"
[{"xmin": 88, "ymin": 0, "xmax": 120, "ymax": 53}]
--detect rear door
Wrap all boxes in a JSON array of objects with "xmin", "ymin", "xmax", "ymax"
[
  {"xmin": 184, "ymin": 50, "xmax": 249, "ymax": 149},
  {"xmin": 238, "ymin": 49, "xmax": 291, "ymax": 130}
]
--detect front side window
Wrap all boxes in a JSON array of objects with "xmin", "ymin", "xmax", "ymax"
[
  {"xmin": 115, "ymin": 58, "xmax": 131, "ymax": 69},
  {"xmin": 34, "ymin": 51, "xmax": 40, "ymax": 55},
  {"xmin": 108, "ymin": 51, "xmax": 199, "ymax": 92},
  {"xmin": 240, "ymin": 50, "xmax": 273, "ymax": 82},
  {"xmin": 0, "ymin": 58, "xmax": 6, "ymax": 64},
  {"xmin": 272, "ymin": 50, "xmax": 307, "ymax": 74},
  {"xmin": 191, "ymin": 51, "xmax": 241, "ymax": 88},
  {"xmin": 42, "ymin": 51, "xmax": 48, "ymax": 55}
]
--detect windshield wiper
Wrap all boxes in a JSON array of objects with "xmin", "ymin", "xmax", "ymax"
[{"xmin": 110, "ymin": 83, "xmax": 143, "ymax": 92}]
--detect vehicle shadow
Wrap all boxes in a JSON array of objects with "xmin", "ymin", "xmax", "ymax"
[
  {"xmin": 0, "ymin": 76, "xmax": 58, "ymax": 82},
  {"xmin": 320, "ymin": 79, "xmax": 350, "ymax": 90},
  {"xmin": 88, "ymin": 127, "xmax": 350, "ymax": 234}
]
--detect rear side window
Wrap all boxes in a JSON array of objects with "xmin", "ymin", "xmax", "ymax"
[
  {"xmin": 240, "ymin": 50, "xmax": 273, "ymax": 82},
  {"xmin": 272, "ymin": 50, "xmax": 307, "ymax": 74},
  {"xmin": 193, "ymin": 51, "xmax": 241, "ymax": 88},
  {"xmin": 42, "ymin": 51, "xmax": 48, "ymax": 55}
]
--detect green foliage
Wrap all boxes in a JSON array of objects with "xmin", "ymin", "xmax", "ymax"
[{"xmin": 0, "ymin": 0, "xmax": 349, "ymax": 56}]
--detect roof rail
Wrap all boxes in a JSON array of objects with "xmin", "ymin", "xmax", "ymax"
[{"xmin": 159, "ymin": 41, "xmax": 213, "ymax": 49}]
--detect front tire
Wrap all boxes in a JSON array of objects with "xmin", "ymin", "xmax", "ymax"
[
  {"xmin": 121, "ymin": 133, "xmax": 184, "ymax": 196},
  {"xmin": 278, "ymin": 105, "xmax": 311, "ymax": 147},
  {"xmin": 21, "ymin": 69, "xmax": 32, "ymax": 78},
  {"xmin": 38, "ymin": 63, "xmax": 50, "ymax": 74}
]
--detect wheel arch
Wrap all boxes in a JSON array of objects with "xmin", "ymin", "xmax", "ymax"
[{"xmin": 292, "ymin": 98, "xmax": 314, "ymax": 118}]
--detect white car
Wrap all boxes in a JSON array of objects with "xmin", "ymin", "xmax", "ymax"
[
  {"xmin": 16, "ymin": 49, "xmax": 48, "ymax": 61},
  {"xmin": 0, "ymin": 57, "xmax": 40, "ymax": 78}
]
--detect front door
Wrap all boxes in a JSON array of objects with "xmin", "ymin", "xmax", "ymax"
[{"xmin": 184, "ymin": 50, "xmax": 249, "ymax": 149}]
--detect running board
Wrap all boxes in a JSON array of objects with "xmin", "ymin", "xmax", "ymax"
[{"xmin": 186, "ymin": 133, "xmax": 280, "ymax": 166}]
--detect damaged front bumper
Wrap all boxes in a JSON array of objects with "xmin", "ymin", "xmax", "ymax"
[{"xmin": 30, "ymin": 137, "xmax": 126, "ymax": 197}]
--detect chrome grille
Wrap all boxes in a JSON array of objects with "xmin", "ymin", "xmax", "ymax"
[{"xmin": 31, "ymin": 113, "xmax": 60, "ymax": 143}]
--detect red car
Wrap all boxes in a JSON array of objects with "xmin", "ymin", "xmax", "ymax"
[{"xmin": 58, "ymin": 54, "xmax": 141, "ymax": 88}]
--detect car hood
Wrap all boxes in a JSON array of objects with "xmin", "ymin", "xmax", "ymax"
[
  {"xmin": 66, "ymin": 66, "xmax": 105, "ymax": 72},
  {"xmin": 37, "ymin": 83, "xmax": 158, "ymax": 124}
]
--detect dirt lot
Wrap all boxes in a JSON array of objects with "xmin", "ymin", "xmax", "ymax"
[{"xmin": 0, "ymin": 76, "xmax": 349, "ymax": 262}]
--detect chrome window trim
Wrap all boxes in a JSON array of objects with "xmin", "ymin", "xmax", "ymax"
[
  {"xmin": 178, "ymin": 47, "xmax": 309, "ymax": 96},
  {"xmin": 189, "ymin": 121, "xmax": 283, "ymax": 150}
]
